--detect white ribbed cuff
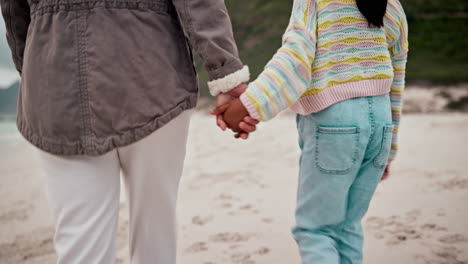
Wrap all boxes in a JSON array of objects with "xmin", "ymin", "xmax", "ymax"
[
  {"xmin": 208, "ymin": 66, "xmax": 250, "ymax": 96},
  {"xmin": 240, "ymin": 93, "xmax": 262, "ymax": 121}
]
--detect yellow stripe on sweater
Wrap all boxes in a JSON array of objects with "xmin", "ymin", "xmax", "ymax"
[
  {"xmin": 303, "ymin": 2, "xmax": 310, "ymax": 25},
  {"xmin": 318, "ymin": 36, "xmax": 387, "ymax": 49},
  {"xmin": 393, "ymin": 66, "xmax": 406, "ymax": 72},
  {"xmin": 245, "ymin": 91, "xmax": 266, "ymax": 121},
  {"xmin": 253, "ymin": 78, "xmax": 282, "ymax": 118},
  {"xmin": 281, "ymin": 48, "xmax": 312, "ymax": 71},
  {"xmin": 318, "ymin": 17, "xmax": 367, "ymax": 30},
  {"xmin": 269, "ymin": 72, "xmax": 295, "ymax": 106},
  {"xmin": 390, "ymin": 88, "xmax": 404, "ymax": 93}
]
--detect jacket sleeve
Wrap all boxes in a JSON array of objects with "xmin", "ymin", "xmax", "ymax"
[
  {"xmin": 388, "ymin": 10, "xmax": 409, "ymax": 162},
  {"xmin": 172, "ymin": 0, "xmax": 250, "ymax": 96},
  {"xmin": 239, "ymin": 0, "xmax": 317, "ymax": 121},
  {"xmin": 1, "ymin": 0, "xmax": 31, "ymax": 74}
]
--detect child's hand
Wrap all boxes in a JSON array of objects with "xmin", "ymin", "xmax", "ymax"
[
  {"xmin": 235, "ymin": 116, "xmax": 259, "ymax": 139},
  {"xmin": 212, "ymin": 98, "xmax": 250, "ymax": 133},
  {"xmin": 381, "ymin": 164, "xmax": 391, "ymax": 181}
]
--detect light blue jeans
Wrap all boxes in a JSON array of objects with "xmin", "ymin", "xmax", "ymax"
[{"xmin": 293, "ymin": 94, "xmax": 393, "ymax": 264}]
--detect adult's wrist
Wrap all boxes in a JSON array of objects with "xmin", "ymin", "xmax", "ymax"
[{"xmin": 207, "ymin": 66, "xmax": 250, "ymax": 96}]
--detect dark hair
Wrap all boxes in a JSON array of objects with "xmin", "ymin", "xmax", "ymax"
[{"xmin": 356, "ymin": 0, "xmax": 388, "ymax": 28}]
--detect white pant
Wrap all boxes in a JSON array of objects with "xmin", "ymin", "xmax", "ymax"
[{"xmin": 38, "ymin": 110, "xmax": 192, "ymax": 264}]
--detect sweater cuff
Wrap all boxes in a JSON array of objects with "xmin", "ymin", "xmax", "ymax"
[
  {"xmin": 240, "ymin": 92, "xmax": 262, "ymax": 121},
  {"xmin": 208, "ymin": 66, "xmax": 250, "ymax": 96}
]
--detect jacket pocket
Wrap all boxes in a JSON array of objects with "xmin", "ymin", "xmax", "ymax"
[
  {"xmin": 373, "ymin": 125, "xmax": 394, "ymax": 169},
  {"xmin": 174, "ymin": 28, "xmax": 198, "ymax": 92},
  {"xmin": 316, "ymin": 126, "xmax": 360, "ymax": 175},
  {"xmin": 184, "ymin": 36, "xmax": 198, "ymax": 80}
]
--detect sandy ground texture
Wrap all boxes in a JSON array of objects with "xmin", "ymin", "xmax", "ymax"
[{"xmin": 0, "ymin": 112, "xmax": 468, "ymax": 264}]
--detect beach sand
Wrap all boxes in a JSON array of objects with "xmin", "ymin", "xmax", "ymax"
[{"xmin": 0, "ymin": 112, "xmax": 467, "ymax": 264}]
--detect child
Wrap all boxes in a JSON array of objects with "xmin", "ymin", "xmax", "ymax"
[{"xmin": 214, "ymin": 0, "xmax": 408, "ymax": 262}]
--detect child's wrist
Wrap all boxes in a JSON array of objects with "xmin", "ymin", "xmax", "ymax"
[
  {"xmin": 227, "ymin": 83, "xmax": 248, "ymax": 97},
  {"xmin": 240, "ymin": 93, "xmax": 261, "ymax": 121}
]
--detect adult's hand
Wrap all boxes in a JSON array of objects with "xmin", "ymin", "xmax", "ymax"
[{"xmin": 215, "ymin": 92, "xmax": 235, "ymax": 131}]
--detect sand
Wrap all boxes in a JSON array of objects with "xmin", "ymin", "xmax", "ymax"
[{"xmin": 0, "ymin": 112, "xmax": 467, "ymax": 264}]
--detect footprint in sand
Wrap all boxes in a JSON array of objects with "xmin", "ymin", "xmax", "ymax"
[
  {"xmin": 218, "ymin": 193, "xmax": 235, "ymax": 201},
  {"xmin": 230, "ymin": 252, "xmax": 255, "ymax": 264},
  {"xmin": 227, "ymin": 204, "xmax": 261, "ymax": 216},
  {"xmin": 0, "ymin": 227, "xmax": 54, "ymax": 263},
  {"xmin": 254, "ymin": 247, "xmax": 270, "ymax": 256},
  {"xmin": 209, "ymin": 232, "xmax": 254, "ymax": 243},
  {"xmin": 192, "ymin": 215, "xmax": 214, "ymax": 226},
  {"xmin": 0, "ymin": 202, "xmax": 34, "ymax": 222},
  {"xmin": 218, "ymin": 193, "xmax": 248, "ymax": 211},
  {"xmin": 221, "ymin": 202, "xmax": 233, "ymax": 209},
  {"xmin": 217, "ymin": 193, "xmax": 241, "ymax": 210},
  {"xmin": 438, "ymin": 234, "xmax": 468, "ymax": 244},
  {"xmin": 228, "ymin": 247, "xmax": 271, "ymax": 264},
  {"xmin": 0, "ymin": 208, "xmax": 30, "ymax": 222},
  {"xmin": 421, "ymin": 223, "xmax": 448, "ymax": 232},
  {"xmin": 365, "ymin": 209, "xmax": 468, "ymax": 262},
  {"xmin": 366, "ymin": 213, "xmax": 432, "ymax": 246},
  {"xmin": 433, "ymin": 177, "xmax": 468, "ymax": 191},
  {"xmin": 430, "ymin": 246, "xmax": 465, "ymax": 264},
  {"xmin": 237, "ymin": 204, "xmax": 261, "ymax": 215},
  {"xmin": 185, "ymin": 241, "xmax": 209, "ymax": 253},
  {"xmin": 405, "ymin": 209, "xmax": 422, "ymax": 221},
  {"xmin": 239, "ymin": 204, "xmax": 253, "ymax": 210},
  {"xmin": 436, "ymin": 209, "xmax": 446, "ymax": 217},
  {"xmin": 386, "ymin": 228, "xmax": 423, "ymax": 246}
]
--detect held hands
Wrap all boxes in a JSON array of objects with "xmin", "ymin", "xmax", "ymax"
[
  {"xmin": 214, "ymin": 83, "xmax": 246, "ymax": 131},
  {"xmin": 212, "ymin": 83, "xmax": 259, "ymax": 139}
]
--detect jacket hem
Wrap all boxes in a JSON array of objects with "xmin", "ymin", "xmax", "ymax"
[{"xmin": 17, "ymin": 95, "xmax": 198, "ymax": 156}]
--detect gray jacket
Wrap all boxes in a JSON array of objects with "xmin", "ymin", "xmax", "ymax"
[{"xmin": 1, "ymin": 0, "xmax": 249, "ymax": 155}]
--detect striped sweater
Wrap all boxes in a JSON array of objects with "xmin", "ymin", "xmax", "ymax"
[{"xmin": 240, "ymin": 0, "xmax": 409, "ymax": 161}]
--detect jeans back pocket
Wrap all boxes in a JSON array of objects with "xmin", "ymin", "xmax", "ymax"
[
  {"xmin": 316, "ymin": 126, "xmax": 360, "ymax": 175},
  {"xmin": 373, "ymin": 125, "xmax": 394, "ymax": 169}
]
